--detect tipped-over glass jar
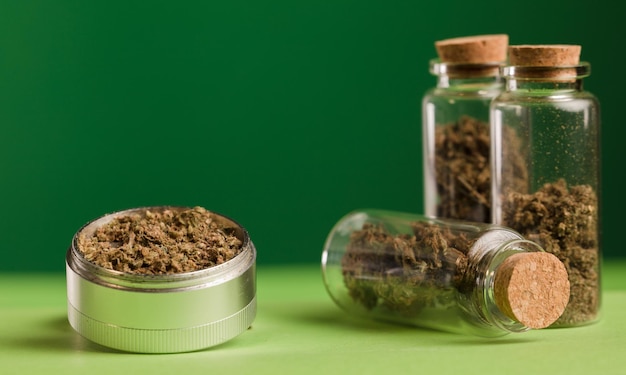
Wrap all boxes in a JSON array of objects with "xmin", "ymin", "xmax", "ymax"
[
  {"xmin": 321, "ymin": 209, "xmax": 570, "ymax": 337},
  {"xmin": 422, "ymin": 34, "xmax": 508, "ymax": 223},
  {"xmin": 490, "ymin": 45, "xmax": 601, "ymax": 327}
]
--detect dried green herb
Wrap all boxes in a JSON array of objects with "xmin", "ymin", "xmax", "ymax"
[
  {"xmin": 434, "ymin": 115, "xmax": 527, "ymax": 223},
  {"xmin": 502, "ymin": 179, "xmax": 599, "ymax": 325},
  {"xmin": 77, "ymin": 206, "xmax": 243, "ymax": 275},
  {"xmin": 341, "ymin": 222, "xmax": 471, "ymax": 315},
  {"xmin": 434, "ymin": 115, "xmax": 491, "ymax": 222}
]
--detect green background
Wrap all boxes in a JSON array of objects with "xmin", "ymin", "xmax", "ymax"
[{"xmin": 1, "ymin": 1, "xmax": 623, "ymax": 272}]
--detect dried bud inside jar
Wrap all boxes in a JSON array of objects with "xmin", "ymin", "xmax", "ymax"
[{"xmin": 321, "ymin": 209, "xmax": 569, "ymax": 337}]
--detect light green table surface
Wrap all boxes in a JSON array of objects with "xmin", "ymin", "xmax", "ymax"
[{"xmin": 2, "ymin": 262, "xmax": 626, "ymax": 375}]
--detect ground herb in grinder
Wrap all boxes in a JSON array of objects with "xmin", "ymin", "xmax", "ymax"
[{"xmin": 77, "ymin": 206, "xmax": 243, "ymax": 274}]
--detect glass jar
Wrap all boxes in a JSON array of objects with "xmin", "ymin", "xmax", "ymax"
[
  {"xmin": 321, "ymin": 209, "xmax": 570, "ymax": 337},
  {"xmin": 490, "ymin": 45, "xmax": 601, "ymax": 327},
  {"xmin": 423, "ymin": 34, "xmax": 508, "ymax": 223}
]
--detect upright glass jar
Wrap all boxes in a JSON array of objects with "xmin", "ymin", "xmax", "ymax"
[
  {"xmin": 490, "ymin": 45, "xmax": 601, "ymax": 327},
  {"xmin": 321, "ymin": 209, "xmax": 570, "ymax": 337},
  {"xmin": 423, "ymin": 34, "xmax": 508, "ymax": 223}
]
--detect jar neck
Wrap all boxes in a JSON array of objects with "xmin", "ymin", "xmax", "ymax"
[
  {"xmin": 502, "ymin": 62, "xmax": 590, "ymax": 93},
  {"xmin": 461, "ymin": 228, "xmax": 545, "ymax": 333},
  {"xmin": 430, "ymin": 59, "xmax": 503, "ymax": 89}
]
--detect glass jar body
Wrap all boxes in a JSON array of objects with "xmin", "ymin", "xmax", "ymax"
[
  {"xmin": 321, "ymin": 209, "xmax": 544, "ymax": 337},
  {"xmin": 490, "ymin": 65, "xmax": 601, "ymax": 326},
  {"xmin": 422, "ymin": 61, "xmax": 503, "ymax": 223}
]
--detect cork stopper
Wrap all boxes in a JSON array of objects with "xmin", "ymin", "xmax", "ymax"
[
  {"xmin": 493, "ymin": 252, "xmax": 570, "ymax": 329},
  {"xmin": 435, "ymin": 34, "xmax": 509, "ymax": 63},
  {"xmin": 508, "ymin": 45, "xmax": 581, "ymax": 66}
]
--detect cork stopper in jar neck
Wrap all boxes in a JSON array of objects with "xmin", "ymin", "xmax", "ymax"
[
  {"xmin": 493, "ymin": 252, "xmax": 570, "ymax": 329},
  {"xmin": 504, "ymin": 44, "xmax": 588, "ymax": 81},
  {"xmin": 431, "ymin": 34, "xmax": 509, "ymax": 78},
  {"xmin": 436, "ymin": 34, "xmax": 509, "ymax": 63}
]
